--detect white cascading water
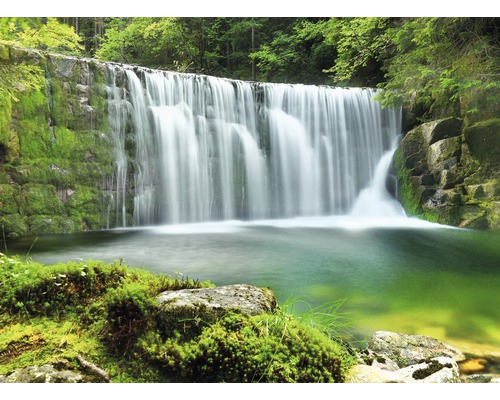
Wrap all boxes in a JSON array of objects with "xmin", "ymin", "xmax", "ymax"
[
  {"xmin": 350, "ymin": 141, "xmax": 407, "ymax": 218},
  {"xmin": 105, "ymin": 65, "xmax": 403, "ymax": 227}
]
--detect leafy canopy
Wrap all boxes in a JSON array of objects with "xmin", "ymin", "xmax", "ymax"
[{"xmin": 0, "ymin": 17, "xmax": 83, "ymax": 55}]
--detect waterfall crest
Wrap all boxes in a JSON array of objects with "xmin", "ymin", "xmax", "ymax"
[{"xmin": 106, "ymin": 66, "xmax": 402, "ymax": 226}]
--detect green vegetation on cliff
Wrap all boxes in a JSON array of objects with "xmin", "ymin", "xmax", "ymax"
[
  {"xmin": 0, "ymin": 42, "xmax": 116, "ymax": 238},
  {"xmin": 0, "ymin": 253, "xmax": 355, "ymax": 382}
]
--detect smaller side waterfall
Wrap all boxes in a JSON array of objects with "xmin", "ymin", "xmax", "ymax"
[{"xmin": 350, "ymin": 140, "xmax": 406, "ymax": 218}]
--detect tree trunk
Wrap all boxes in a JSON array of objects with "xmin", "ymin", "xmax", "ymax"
[{"xmin": 251, "ymin": 26, "xmax": 256, "ymax": 81}]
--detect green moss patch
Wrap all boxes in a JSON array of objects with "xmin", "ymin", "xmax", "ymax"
[{"xmin": 0, "ymin": 254, "xmax": 355, "ymax": 382}]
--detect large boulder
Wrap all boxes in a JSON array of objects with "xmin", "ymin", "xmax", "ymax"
[
  {"xmin": 394, "ymin": 117, "xmax": 500, "ymax": 228},
  {"xmin": 421, "ymin": 117, "xmax": 462, "ymax": 146},
  {"xmin": 348, "ymin": 331, "xmax": 465, "ymax": 383},
  {"xmin": 156, "ymin": 284, "xmax": 278, "ymax": 336},
  {"xmin": 366, "ymin": 330, "xmax": 465, "ymax": 367},
  {"xmin": 463, "ymin": 118, "xmax": 500, "ymax": 165}
]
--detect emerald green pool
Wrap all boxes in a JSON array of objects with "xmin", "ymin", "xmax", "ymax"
[{"xmin": 6, "ymin": 217, "xmax": 500, "ymax": 357}]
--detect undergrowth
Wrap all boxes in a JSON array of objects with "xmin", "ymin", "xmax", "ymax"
[{"xmin": 0, "ymin": 252, "xmax": 356, "ymax": 382}]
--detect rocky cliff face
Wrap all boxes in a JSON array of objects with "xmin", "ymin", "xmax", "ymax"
[
  {"xmin": 393, "ymin": 117, "xmax": 500, "ymax": 228},
  {"xmin": 0, "ymin": 44, "xmax": 126, "ymax": 238}
]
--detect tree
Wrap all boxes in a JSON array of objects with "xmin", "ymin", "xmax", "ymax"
[
  {"xmin": 380, "ymin": 18, "xmax": 500, "ymax": 121},
  {"xmin": 0, "ymin": 17, "xmax": 83, "ymax": 55},
  {"xmin": 315, "ymin": 17, "xmax": 499, "ymax": 122},
  {"xmin": 249, "ymin": 18, "xmax": 334, "ymax": 84}
]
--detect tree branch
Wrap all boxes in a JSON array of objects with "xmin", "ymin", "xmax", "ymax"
[{"xmin": 76, "ymin": 354, "xmax": 112, "ymax": 383}]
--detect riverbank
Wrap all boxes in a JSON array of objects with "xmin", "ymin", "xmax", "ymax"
[
  {"xmin": 0, "ymin": 253, "xmax": 356, "ymax": 383},
  {"xmin": 1, "ymin": 253, "xmax": 499, "ymax": 383}
]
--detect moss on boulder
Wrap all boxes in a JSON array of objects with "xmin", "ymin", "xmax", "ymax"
[
  {"xmin": 0, "ymin": 44, "xmax": 119, "ymax": 236},
  {"xmin": 394, "ymin": 116, "xmax": 500, "ymax": 228}
]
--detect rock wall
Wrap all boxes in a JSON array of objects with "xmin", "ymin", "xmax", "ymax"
[
  {"xmin": 393, "ymin": 117, "xmax": 500, "ymax": 228},
  {"xmin": 0, "ymin": 44, "xmax": 122, "ymax": 238}
]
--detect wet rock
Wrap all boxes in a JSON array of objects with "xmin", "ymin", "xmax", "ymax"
[
  {"xmin": 349, "ymin": 356, "xmax": 460, "ymax": 383},
  {"xmin": 367, "ymin": 331, "xmax": 465, "ymax": 368}
]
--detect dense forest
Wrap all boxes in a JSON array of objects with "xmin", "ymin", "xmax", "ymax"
[{"xmin": 1, "ymin": 17, "xmax": 499, "ymax": 124}]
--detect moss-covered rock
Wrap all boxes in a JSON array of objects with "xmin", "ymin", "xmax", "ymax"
[
  {"xmin": 0, "ymin": 254, "xmax": 355, "ymax": 383},
  {"xmin": 0, "ymin": 44, "xmax": 118, "ymax": 236},
  {"xmin": 464, "ymin": 118, "xmax": 500, "ymax": 166},
  {"xmin": 394, "ymin": 117, "xmax": 500, "ymax": 228}
]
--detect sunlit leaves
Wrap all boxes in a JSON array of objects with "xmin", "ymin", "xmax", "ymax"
[
  {"xmin": 0, "ymin": 17, "xmax": 83, "ymax": 55},
  {"xmin": 15, "ymin": 18, "xmax": 83, "ymax": 54}
]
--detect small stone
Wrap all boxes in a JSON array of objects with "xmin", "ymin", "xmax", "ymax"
[{"xmin": 1, "ymin": 364, "xmax": 86, "ymax": 383}]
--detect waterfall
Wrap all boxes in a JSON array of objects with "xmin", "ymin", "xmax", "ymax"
[
  {"xmin": 350, "ymin": 139, "xmax": 407, "ymax": 218},
  {"xmin": 106, "ymin": 65, "xmax": 402, "ymax": 227}
]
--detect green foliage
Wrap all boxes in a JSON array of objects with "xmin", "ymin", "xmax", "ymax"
[
  {"xmin": 322, "ymin": 17, "xmax": 391, "ymax": 86},
  {"xmin": 0, "ymin": 254, "xmax": 355, "ymax": 382},
  {"xmin": 0, "ymin": 256, "xmax": 127, "ymax": 317},
  {"xmin": 0, "ymin": 18, "xmax": 83, "ymax": 55},
  {"xmin": 0, "ymin": 43, "xmax": 43, "ymax": 104},
  {"xmin": 140, "ymin": 310, "xmax": 355, "ymax": 382},
  {"xmin": 97, "ymin": 18, "xmax": 194, "ymax": 71},
  {"xmin": 319, "ymin": 17, "xmax": 500, "ymax": 121},
  {"xmin": 104, "ymin": 282, "xmax": 158, "ymax": 353}
]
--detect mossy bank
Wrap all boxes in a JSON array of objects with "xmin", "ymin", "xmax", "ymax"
[{"xmin": 0, "ymin": 253, "xmax": 356, "ymax": 383}]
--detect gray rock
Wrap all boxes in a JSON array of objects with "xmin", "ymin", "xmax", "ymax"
[
  {"xmin": 50, "ymin": 55, "xmax": 78, "ymax": 78},
  {"xmin": 349, "ymin": 356, "xmax": 460, "ymax": 383},
  {"xmin": 1, "ymin": 364, "xmax": 86, "ymax": 383},
  {"xmin": 427, "ymin": 136, "xmax": 462, "ymax": 168},
  {"xmin": 367, "ymin": 331, "xmax": 465, "ymax": 368},
  {"xmin": 421, "ymin": 117, "xmax": 462, "ymax": 146},
  {"xmin": 156, "ymin": 284, "xmax": 278, "ymax": 336},
  {"xmin": 157, "ymin": 284, "xmax": 277, "ymax": 317},
  {"xmin": 461, "ymin": 374, "xmax": 500, "ymax": 383}
]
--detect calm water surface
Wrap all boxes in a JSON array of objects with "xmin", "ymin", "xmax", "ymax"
[{"xmin": 6, "ymin": 216, "xmax": 500, "ymax": 356}]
